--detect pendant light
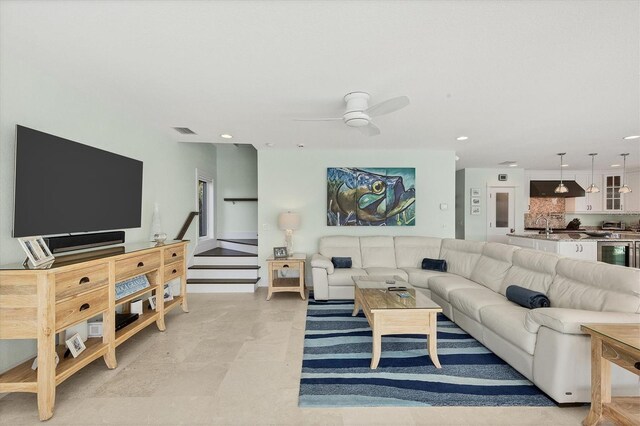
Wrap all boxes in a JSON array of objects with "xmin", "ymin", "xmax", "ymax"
[
  {"xmin": 619, "ymin": 153, "xmax": 632, "ymax": 193},
  {"xmin": 586, "ymin": 153, "xmax": 600, "ymax": 193},
  {"xmin": 554, "ymin": 153, "xmax": 569, "ymax": 194}
]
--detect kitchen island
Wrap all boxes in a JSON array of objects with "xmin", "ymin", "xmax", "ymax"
[{"xmin": 507, "ymin": 232, "xmax": 640, "ymax": 264}]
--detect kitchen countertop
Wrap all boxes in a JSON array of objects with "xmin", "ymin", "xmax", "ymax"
[{"xmin": 508, "ymin": 233, "xmax": 640, "ymax": 242}]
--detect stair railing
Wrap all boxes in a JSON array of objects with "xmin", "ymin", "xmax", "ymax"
[{"xmin": 176, "ymin": 211, "xmax": 199, "ymax": 240}]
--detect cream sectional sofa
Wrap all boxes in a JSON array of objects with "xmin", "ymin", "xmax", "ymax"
[{"xmin": 310, "ymin": 235, "xmax": 640, "ymax": 403}]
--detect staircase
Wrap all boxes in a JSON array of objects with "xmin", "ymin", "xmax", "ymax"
[{"xmin": 187, "ymin": 239, "xmax": 260, "ymax": 293}]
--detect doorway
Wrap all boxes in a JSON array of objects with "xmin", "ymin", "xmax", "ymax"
[{"xmin": 486, "ymin": 187, "xmax": 515, "ymax": 243}]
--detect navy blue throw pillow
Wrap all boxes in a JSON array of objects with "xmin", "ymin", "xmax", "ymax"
[
  {"xmin": 421, "ymin": 258, "xmax": 447, "ymax": 272},
  {"xmin": 506, "ymin": 285, "xmax": 550, "ymax": 309},
  {"xmin": 331, "ymin": 257, "xmax": 352, "ymax": 269}
]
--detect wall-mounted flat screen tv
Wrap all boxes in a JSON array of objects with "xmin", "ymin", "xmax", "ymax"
[{"xmin": 13, "ymin": 125, "xmax": 143, "ymax": 237}]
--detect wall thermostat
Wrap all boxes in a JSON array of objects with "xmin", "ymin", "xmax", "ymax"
[{"xmin": 498, "ymin": 174, "xmax": 508, "ymax": 181}]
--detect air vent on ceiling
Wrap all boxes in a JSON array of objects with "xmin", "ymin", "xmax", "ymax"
[
  {"xmin": 173, "ymin": 127, "xmax": 197, "ymax": 135},
  {"xmin": 499, "ymin": 161, "xmax": 517, "ymax": 166}
]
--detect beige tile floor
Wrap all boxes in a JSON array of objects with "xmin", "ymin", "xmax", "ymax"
[{"xmin": 0, "ymin": 290, "xmax": 589, "ymax": 425}]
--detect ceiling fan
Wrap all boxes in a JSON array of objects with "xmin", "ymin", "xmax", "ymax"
[{"xmin": 294, "ymin": 91, "xmax": 410, "ymax": 136}]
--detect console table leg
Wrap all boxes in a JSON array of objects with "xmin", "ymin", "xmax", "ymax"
[
  {"xmin": 180, "ymin": 272, "xmax": 189, "ymax": 312},
  {"xmin": 181, "ymin": 296, "xmax": 189, "ymax": 313},
  {"xmin": 37, "ymin": 274, "xmax": 55, "ymax": 421},
  {"xmin": 371, "ymin": 316, "xmax": 382, "ymax": 369},
  {"xmin": 427, "ymin": 313, "xmax": 441, "ymax": 368},
  {"xmin": 583, "ymin": 336, "xmax": 610, "ymax": 426}
]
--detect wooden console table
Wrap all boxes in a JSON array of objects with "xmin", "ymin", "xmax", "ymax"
[
  {"xmin": 581, "ymin": 323, "xmax": 640, "ymax": 426},
  {"xmin": 0, "ymin": 240, "xmax": 189, "ymax": 421}
]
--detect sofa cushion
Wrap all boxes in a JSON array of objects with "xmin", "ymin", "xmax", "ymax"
[
  {"xmin": 428, "ymin": 275, "xmax": 484, "ymax": 302},
  {"xmin": 402, "ymin": 268, "xmax": 449, "ymax": 289},
  {"xmin": 364, "ymin": 267, "xmax": 409, "ymax": 282},
  {"xmin": 331, "ymin": 257, "xmax": 352, "ymax": 268},
  {"xmin": 360, "ymin": 236, "xmax": 397, "ymax": 268},
  {"xmin": 440, "ymin": 239, "xmax": 485, "ymax": 279},
  {"xmin": 449, "ymin": 288, "xmax": 514, "ymax": 322},
  {"xmin": 499, "ymin": 249, "xmax": 560, "ymax": 296},
  {"xmin": 319, "ymin": 236, "xmax": 363, "ymax": 269},
  {"xmin": 422, "ymin": 258, "xmax": 447, "ymax": 272},
  {"xmin": 327, "ymin": 268, "xmax": 368, "ymax": 287},
  {"xmin": 470, "ymin": 243, "xmax": 518, "ymax": 292},
  {"xmin": 394, "ymin": 236, "xmax": 443, "ymax": 269},
  {"xmin": 482, "ymin": 305, "xmax": 538, "ymax": 355},
  {"xmin": 548, "ymin": 258, "xmax": 640, "ymax": 313}
]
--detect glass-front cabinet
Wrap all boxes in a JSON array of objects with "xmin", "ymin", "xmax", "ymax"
[{"xmin": 603, "ymin": 174, "xmax": 622, "ymax": 211}]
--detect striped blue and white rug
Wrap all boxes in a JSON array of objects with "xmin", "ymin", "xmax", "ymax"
[{"xmin": 299, "ymin": 297, "xmax": 555, "ymax": 407}]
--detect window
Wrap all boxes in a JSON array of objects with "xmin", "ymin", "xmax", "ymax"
[{"xmin": 196, "ymin": 169, "xmax": 214, "ymax": 242}]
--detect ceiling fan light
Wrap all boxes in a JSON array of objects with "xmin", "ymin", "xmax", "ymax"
[
  {"xmin": 619, "ymin": 185, "xmax": 632, "ymax": 194},
  {"xmin": 585, "ymin": 184, "xmax": 600, "ymax": 193},
  {"xmin": 554, "ymin": 183, "xmax": 569, "ymax": 194}
]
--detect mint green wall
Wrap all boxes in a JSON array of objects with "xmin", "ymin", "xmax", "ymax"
[
  {"xmin": 0, "ymin": 47, "xmax": 217, "ymax": 372},
  {"xmin": 215, "ymin": 144, "xmax": 258, "ymax": 236},
  {"xmin": 257, "ymin": 149, "xmax": 456, "ymax": 285}
]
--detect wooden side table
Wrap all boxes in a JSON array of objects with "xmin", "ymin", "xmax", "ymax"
[
  {"xmin": 266, "ymin": 254, "xmax": 306, "ymax": 300},
  {"xmin": 580, "ymin": 323, "xmax": 640, "ymax": 426}
]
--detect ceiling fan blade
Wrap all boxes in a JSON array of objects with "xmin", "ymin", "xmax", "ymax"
[
  {"xmin": 358, "ymin": 122, "xmax": 380, "ymax": 137},
  {"xmin": 292, "ymin": 118, "xmax": 343, "ymax": 121},
  {"xmin": 365, "ymin": 96, "xmax": 410, "ymax": 117}
]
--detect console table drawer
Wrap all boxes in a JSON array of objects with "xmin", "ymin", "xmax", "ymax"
[
  {"xmin": 164, "ymin": 261, "xmax": 184, "ymax": 282},
  {"xmin": 56, "ymin": 287, "xmax": 109, "ymax": 332},
  {"xmin": 115, "ymin": 252, "xmax": 161, "ymax": 281},
  {"xmin": 55, "ymin": 264, "xmax": 109, "ymax": 299},
  {"xmin": 163, "ymin": 247, "xmax": 183, "ymax": 264}
]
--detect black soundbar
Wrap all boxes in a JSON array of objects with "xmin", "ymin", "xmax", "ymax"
[{"xmin": 44, "ymin": 231, "xmax": 125, "ymax": 254}]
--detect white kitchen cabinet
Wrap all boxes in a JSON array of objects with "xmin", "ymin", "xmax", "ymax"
[
  {"xmin": 603, "ymin": 174, "xmax": 623, "ymax": 211},
  {"xmin": 622, "ymin": 171, "xmax": 640, "ymax": 213},
  {"xmin": 507, "ymin": 236, "xmax": 597, "ymax": 261},
  {"xmin": 508, "ymin": 236, "xmax": 537, "ymax": 249},
  {"xmin": 565, "ymin": 173, "xmax": 603, "ymax": 213}
]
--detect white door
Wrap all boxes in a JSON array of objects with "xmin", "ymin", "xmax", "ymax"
[{"xmin": 486, "ymin": 187, "xmax": 515, "ymax": 243}]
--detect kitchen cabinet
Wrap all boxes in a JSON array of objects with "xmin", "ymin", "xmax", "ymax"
[
  {"xmin": 623, "ymin": 171, "xmax": 640, "ymax": 213},
  {"xmin": 507, "ymin": 236, "xmax": 597, "ymax": 261},
  {"xmin": 565, "ymin": 173, "xmax": 603, "ymax": 213},
  {"xmin": 603, "ymin": 174, "xmax": 623, "ymax": 211}
]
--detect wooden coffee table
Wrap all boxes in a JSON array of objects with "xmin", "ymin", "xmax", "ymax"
[
  {"xmin": 581, "ymin": 323, "xmax": 640, "ymax": 426},
  {"xmin": 352, "ymin": 275, "xmax": 443, "ymax": 369}
]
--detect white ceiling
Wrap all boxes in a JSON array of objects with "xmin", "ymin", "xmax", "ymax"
[{"xmin": 1, "ymin": 1, "xmax": 638, "ymax": 170}]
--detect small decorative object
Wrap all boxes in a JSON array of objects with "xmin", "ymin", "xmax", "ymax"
[
  {"xmin": 18, "ymin": 236, "xmax": 54, "ymax": 268},
  {"xmin": 273, "ymin": 246, "xmax": 288, "ymax": 259},
  {"xmin": 65, "ymin": 322, "xmax": 88, "ymax": 342},
  {"xmin": 471, "ymin": 197, "xmax": 480, "ymax": 206},
  {"xmin": 153, "ymin": 232, "xmax": 167, "ymax": 244},
  {"xmin": 148, "ymin": 295, "xmax": 157, "ymax": 310},
  {"xmin": 115, "ymin": 275, "xmax": 150, "ymax": 300},
  {"xmin": 130, "ymin": 299, "xmax": 143, "ymax": 315},
  {"xmin": 470, "ymin": 188, "xmax": 481, "ymax": 197},
  {"xmin": 87, "ymin": 321, "xmax": 103, "ymax": 338},
  {"xmin": 385, "ymin": 279, "xmax": 396, "ymax": 284},
  {"xmin": 163, "ymin": 285, "xmax": 173, "ymax": 302},
  {"xmin": 31, "ymin": 353, "xmax": 59, "ymax": 371},
  {"xmin": 65, "ymin": 333, "xmax": 86, "ymax": 358},
  {"xmin": 498, "ymin": 174, "xmax": 508, "ymax": 181},
  {"xmin": 566, "ymin": 218, "xmax": 581, "ymax": 230},
  {"xmin": 278, "ymin": 211, "xmax": 300, "ymax": 253},
  {"xmin": 471, "ymin": 206, "xmax": 481, "ymax": 215},
  {"xmin": 149, "ymin": 202, "xmax": 163, "ymax": 241}
]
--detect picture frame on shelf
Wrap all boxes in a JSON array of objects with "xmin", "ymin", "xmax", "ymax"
[
  {"xmin": 470, "ymin": 188, "xmax": 481, "ymax": 197},
  {"xmin": 471, "ymin": 197, "xmax": 480, "ymax": 206},
  {"xmin": 148, "ymin": 295, "xmax": 157, "ymax": 310},
  {"xmin": 471, "ymin": 206, "xmax": 481, "ymax": 215},
  {"xmin": 65, "ymin": 333, "xmax": 86, "ymax": 358},
  {"xmin": 18, "ymin": 236, "xmax": 54, "ymax": 268},
  {"xmin": 273, "ymin": 246, "xmax": 288, "ymax": 259},
  {"xmin": 163, "ymin": 285, "xmax": 173, "ymax": 302}
]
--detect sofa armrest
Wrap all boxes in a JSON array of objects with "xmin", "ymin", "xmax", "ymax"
[
  {"xmin": 311, "ymin": 253, "xmax": 334, "ymax": 274},
  {"xmin": 525, "ymin": 308, "xmax": 640, "ymax": 335}
]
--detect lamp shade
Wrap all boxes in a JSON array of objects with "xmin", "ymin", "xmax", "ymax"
[{"xmin": 278, "ymin": 211, "xmax": 300, "ymax": 230}]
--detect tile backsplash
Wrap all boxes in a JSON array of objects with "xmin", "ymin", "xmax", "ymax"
[{"xmin": 525, "ymin": 197, "xmax": 566, "ymax": 228}]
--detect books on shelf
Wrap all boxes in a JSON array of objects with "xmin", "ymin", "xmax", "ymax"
[{"xmin": 115, "ymin": 275, "xmax": 150, "ymax": 300}]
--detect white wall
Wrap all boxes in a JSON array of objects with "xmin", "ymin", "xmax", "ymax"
[
  {"xmin": 257, "ymin": 149, "xmax": 456, "ymax": 284},
  {"xmin": 215, "ymin": 144, "xmax": 258, "ymax": 238},
  {"xmin": 0, "ymin": 49, "xmax": 217, "ymax": 372},
  {"xmin": 458, "ymin": 168, "xmax": 526, "ymax": 241}
]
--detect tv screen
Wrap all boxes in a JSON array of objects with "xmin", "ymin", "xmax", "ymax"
[{"xmin": 13, "ymin": 125, "xmax": 143, "ymax": 237}]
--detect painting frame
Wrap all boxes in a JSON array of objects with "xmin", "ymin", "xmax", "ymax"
[
  {"xmin": 470, "ymin": 188, "xmax": 481, "ymax": 197},
  {"xmin": 18, "ymin": 236, "xmax": 55, "ymax": 268},
  {"xmin": 471, "ymin": 206, "xmax": 481, "ymax": 215},
  {"xmin": 273, "ymin": 246, "xmax": 288, "ymax": 259}
]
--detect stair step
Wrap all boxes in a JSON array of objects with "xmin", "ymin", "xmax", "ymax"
[
  {"xmin": 189, "ymin": 265, "xmax": 260, "ymax": 270},
  {"xmin": 217, "ymin": 238, "xmax": 258, "ymax": 247},
  {"xmin": 195, "ymin": 247, "xmax": 257, "ymax": 257},
  {"xmin": 187, "ymin": 278, "xmax": 260, "ymax": 285}
]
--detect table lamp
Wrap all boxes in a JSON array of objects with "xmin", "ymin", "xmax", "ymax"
[{"xmin": 278, "ymin": 211, "xmax": 300, "ymax": 255}]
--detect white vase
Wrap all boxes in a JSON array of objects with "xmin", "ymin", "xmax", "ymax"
[{"xmin": 149, "ymin": 202, "xmax": 162, "ymax": 241}]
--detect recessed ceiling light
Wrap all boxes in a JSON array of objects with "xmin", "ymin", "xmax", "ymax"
[
  {"xmin": 508, "ymin": 164, "xmax": 518, "ymax": 167},
  {"xmin": 456, "ymin": 136, "xmax": 469, "ymax": 141},
  {"xmin": 611, "ymin": 164, "xmax": 621, "ymax": 167},
  {"xmin": 561, "ymin": 164, "xmax": 569, "ymax": 167},
  {"xmin": 623, "ymin": 135, "xmax": 639, "ymax": 140},
  {"xmin": 220, "ymin": 133, "xmax": 233, "ymax": 139},
  {"xmin": 265, "ymin": 143, "xmax": 274, "ymax": 147}
]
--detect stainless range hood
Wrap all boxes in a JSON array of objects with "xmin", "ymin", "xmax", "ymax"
[{"xmin": 529, "ymin": 180, "xmax": 585, "ymax": 198}]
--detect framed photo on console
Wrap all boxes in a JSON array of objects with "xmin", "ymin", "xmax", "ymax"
[
  {"xmin": 18, "ymin": 236, "xmax": 55, "ymax": 268},
  {"xmin": 273, "ymin": 246, "xmax": 288, "ymax": 259}
]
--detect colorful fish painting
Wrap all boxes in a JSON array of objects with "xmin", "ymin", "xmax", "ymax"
[{"xmin": 327, "ymin": 167, "xmax": 416, "ymax": 226}]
